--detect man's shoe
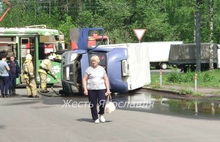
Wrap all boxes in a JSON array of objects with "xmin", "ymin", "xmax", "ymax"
[
  {"xmin": 27, "ymin": 95, "xmax": 33, "ymax": 98},
  {"xmin": 33, "ymin": 95, "xmax": 40, "ymax": 98},
  {"xmin": 99, "ymin": 115, "xmax": 106, "ymax": 123},
  {"xmin": 94, "ymin": 119, "xmax": 100, "ymax": 124}
]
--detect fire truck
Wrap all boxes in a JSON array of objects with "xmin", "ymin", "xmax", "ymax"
[
  {"xmin": 70, "ymin": 28, "xmax": 110, "ymax": 50},
  {"xmin": 88, "ymin": 33, "xmax": 109, "ymax": 46},
  {"xmin": 60, "ymin": 28, "xmax": 151, "ymax": 95}
]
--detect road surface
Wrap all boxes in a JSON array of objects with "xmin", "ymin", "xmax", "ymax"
[{"xmin": 0, "ymin": 88, "xmax": 219, "ymax": 142}]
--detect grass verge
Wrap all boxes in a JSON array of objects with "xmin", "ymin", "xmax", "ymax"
[{"xmin": 148, "ymin": 68, "xmax": 220, "ymax": 96}]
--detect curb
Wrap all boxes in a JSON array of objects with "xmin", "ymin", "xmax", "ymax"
[
  {"xmin": 143, "ymin": 86, "xmax": 220, "ymax": 98},
  {"xmin": 143, "ymin": 87, "xmax": 181, "ymax": 94}
]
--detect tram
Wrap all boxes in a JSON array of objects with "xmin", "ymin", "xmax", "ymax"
[{"xmin": 0, "ymin": 25, "xmax": 65, "ymax": 85}]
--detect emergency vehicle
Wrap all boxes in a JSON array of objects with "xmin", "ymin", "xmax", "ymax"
[{"xmin": 70, "ymin": 28, "xmax": 110, "ymax": 50}]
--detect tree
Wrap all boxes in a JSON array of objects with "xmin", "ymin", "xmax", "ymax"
[
  {"xmin": 58, "ymin": 15, "xmax": 76, "ymax": 47},
  {"xmin": 1, "ymin": 0, "xmax": 220, "ymax": 46},
  {"xmin": 209, "ymin": 0, "xmax": 214, "ymax": 70}
]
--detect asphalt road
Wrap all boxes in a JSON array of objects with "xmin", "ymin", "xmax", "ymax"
[{"xmin": 0, "ymin": 88, "xmax": 220, "ymax": 142}]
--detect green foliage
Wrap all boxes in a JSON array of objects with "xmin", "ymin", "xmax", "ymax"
[
  {"xmin": 0, "ymin": 0, "xmax": 220, "ymax": 43},
  {"xmin": 168, "ymin": 99, "xmax": 196, "ymax": 112},
  {"xmin": 57, "ymin": 15, "xmax": 76, "ymax": 47},
  {"xmin": 166, "ymin": 71, "xmax": 182, "ymax": 83},
  {"xmin": 178, "ymin": 88, "xmax": 194, "ymax": 95},
  {"xmin": 196, "ymin": 70, "xmax": 220, "ymax": 87},
  {"xmin": 167, "ymin": 71, "xmax": 194, "ymax": 84},
  {"xmin": 198, "ymin": 72, "xmax": 214, "ymax": 82},
  {"xmin": 151, "ymin": 69, "xmax": 220, "ymax": 88},
  {"xmin": 75, "ymin": 10, "xmax": 95, "ymax": 27},
  {"xmin": 150, "ymin": 73, "xmax": 161, "ymax": 86}
]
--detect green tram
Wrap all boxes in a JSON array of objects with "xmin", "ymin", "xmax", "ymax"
[{"xmin": 0, "ymin": 25, "xmax": 65, "ymax": 85}]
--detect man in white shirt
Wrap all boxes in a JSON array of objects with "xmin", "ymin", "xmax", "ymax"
[{"xmin": 0, "ymin": 53, "xmax": 10, "ymax": 97}]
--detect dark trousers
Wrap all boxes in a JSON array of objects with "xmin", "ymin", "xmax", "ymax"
[
  {"xmin": 9, "ymin": 74, "xmax": 17, "ymax": 93},
  {"xmin": 0, "ymin": 76, "xmax": 10, "ymax": 96},
  {"xmin": 88, "ymin": 89, "xmax": 106, "ymax": 120}
]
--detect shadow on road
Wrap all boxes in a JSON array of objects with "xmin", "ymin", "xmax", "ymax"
[
  {"xmin": 76, "ymin": 118, "xmax": 113, "ymax": 123},
  {"xmin": 0, "ymin": 125, "xmax": 6, "ymax": 130}
]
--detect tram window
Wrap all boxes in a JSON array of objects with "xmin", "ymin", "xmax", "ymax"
[
  {"xmin": 30, "ymin": 38, "xmax": 35, "ymax": 53},
  {"xmin": 0, "ymin": 44, "xmax": 17, "ymax": 59},
  {"xmin": 7, "ymin": 44, "xmax": 16, "ymax": 58},
  {"xmin": 0, "ymin": 37, "xmax": 17, "ymax": 59},
  {"xmin": 57, "ymin": 42, "xmax": 62, "ymax": 50},
  {"xmin": 39, "ymin": 43, "xmax": 45, "ymax": 59},
  {"xmin": 22, "ymin": 39, "xmax": 28, "ymax": 44},
  {"xmin": 55, "ymin": 36, "xmax": 59, "ymax": 41}
]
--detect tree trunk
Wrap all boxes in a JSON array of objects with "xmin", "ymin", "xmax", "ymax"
[
  {"xmin": 196, "ymin": 0, "xmax": 202, "ymax": 72},
  {"xmin": 209, "ymin": 0, "xmax": 214, "ymax": 70}
]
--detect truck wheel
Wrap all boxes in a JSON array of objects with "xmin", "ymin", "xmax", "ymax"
[{"xmin": 160, "ymin": 63, "xmax": 168, "ymax": 70}]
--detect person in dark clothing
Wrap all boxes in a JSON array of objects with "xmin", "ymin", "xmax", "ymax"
[{"xmin": 8, "ymin": 56, "xmax": 21, "ymax": 95}]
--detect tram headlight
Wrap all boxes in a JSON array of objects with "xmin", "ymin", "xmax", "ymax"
[{"xmin": 70, "ymin": 53, "xmax": 78, "ymax": 62}]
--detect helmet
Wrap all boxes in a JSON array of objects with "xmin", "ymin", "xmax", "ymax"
[
  {"xmin": 48, "ymin": 55, "xmax": 54, "ymax": 60},
  {"xmin": 26, "ymin": 54, "xmax": 32, "ymax": 60}
]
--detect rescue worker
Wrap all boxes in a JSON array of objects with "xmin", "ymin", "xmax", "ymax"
[
  {"xmin": 38, "ymin": 56, "xmax": 58, "ymax": 93},
  {"xmin": 22, "ymin": 54, "xmax": 39, "ymax": 98}
]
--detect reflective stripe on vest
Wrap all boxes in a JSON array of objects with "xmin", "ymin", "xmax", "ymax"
[{"xmin": 38, "ymin": 69, "xmax": 47, "ymax": 74}]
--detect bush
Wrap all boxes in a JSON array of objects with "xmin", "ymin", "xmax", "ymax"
[
  {"xmin": 167, "ymin": 71, "xmax": 194, "ymax": 84},
  {"xmin": 150, "ymin": 69, "xmax": 220, "ymax": 88}
]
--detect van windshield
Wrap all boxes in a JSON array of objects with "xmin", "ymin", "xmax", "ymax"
[{"xmin": 89, "ymin": 52, "xmax": 107, "ymax": 70}]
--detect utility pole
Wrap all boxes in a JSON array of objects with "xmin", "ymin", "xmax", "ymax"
[{"xmin": 196, "ymin": 0, "xmax": 202, "ymax": 72}]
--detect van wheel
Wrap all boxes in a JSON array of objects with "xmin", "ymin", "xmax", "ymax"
[{"xmin": 160, "ymin": 63, "xmax": 168, "ymax": 70}]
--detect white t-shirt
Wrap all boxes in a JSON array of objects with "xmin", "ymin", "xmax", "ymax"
[{"xmin": 85, "ymin": 65, "xmax": 106, "ymax": 90}]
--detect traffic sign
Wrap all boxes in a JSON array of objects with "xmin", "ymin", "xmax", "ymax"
[{"xmin": 133, "ymin": 29, "xmax": 146, "ymax": 42}]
